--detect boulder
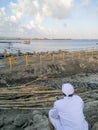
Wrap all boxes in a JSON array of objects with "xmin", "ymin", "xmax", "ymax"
[
  {"xmin": 0, "ymin": 118, "xmax": 4, "ymax": 128},
  {"xmin": 92, "ymin": 122, "xmax": 98, "ymax": 130},
  {"xmin": 14, "ymin": 114, "xmax": 29, "ymax": 128},
  {"xmin": 84, "ymin": 100, "xmax": 98, "ymax": 129}
]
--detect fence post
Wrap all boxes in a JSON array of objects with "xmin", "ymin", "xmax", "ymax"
[
  {"xmin": 33, "ymin": 51, "xmax": 37, "ymax": 57},
  {"xmin": 26, "ymin": 54, "xmax": 29, "ymax": 66},
  {"xmin": 85, "ymin": 50, "xmax": 88, "ymax": 58},
  {"xmin": 40, "ymin": 55, "xmax": 42, "ymax": 64},
  {"xmin": 52, "ymin": 54, "xmax": 54, "ymax": 62},
  {"xmin": 9, "ymin": 57, "xmax": 13, "ymax": 71},
  {"xmin": 78, "ymin": 51, "xmax": 80, "ymax": 59},
  {"xmin": 92, "ymin": 48, "xmax": 94, "ymax": 57},
  {"xmin": 62, "ymin": 51, "xmax": 65, "ymax": 61},
  {"xmin": 3, "ymin": 49, "xmax": 7, "ymax": 58},
  {"xmin": 71, "ymin": 50, "xmax": 74, "ymax": 60}
]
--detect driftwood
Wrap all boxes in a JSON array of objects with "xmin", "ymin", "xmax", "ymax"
[
  {"xmin": 0, "ymin": 82, "xmax": 98, "ymax": 110},
  {"xmin": 0, "ymin": 85, "xmax": 62, "ymax": 110}
]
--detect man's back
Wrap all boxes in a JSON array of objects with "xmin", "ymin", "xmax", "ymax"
[
  {"xmin": 49, "ymin": 83, "xmax": 88, "ymax": 130},
  {"xmin": 53, "ymin": 95, "xmax": 88, "ymax": 130}
]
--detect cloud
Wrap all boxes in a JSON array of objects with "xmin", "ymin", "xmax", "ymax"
[
  {"xmin": 0, "ymin": 7, "xmax": 6, "ymax": 17},
  {"xmin": 0, "ymin": 0, "xmax": 73, "ymax": 38},
  {"xmin": 42, "ymin": 0, "xmax": 73, "ymax": 19},
  {"xmin": 81, "ymin": 0, "xmax": 89, "ymax": 7},
  {"xmin": 0, "ymin": 7, "xmax": 22, "ymax": 37},
  {"xmin": 96, "ymin": 7, "xmax": 98, "ymax": 12},
  {"xmin": 10, "ymin": 0, "xmax": 40, "ymax": 19},
  {"xmin": 10, "ymin": 0, "xmax": 73, "ymax": 20},
  {"xmin": 26, "ymin": 21, "xmax": 35, "ymax": 30},
  {"xmin": 63, "ymin": 23, "xmax": 67, "ymax": 27}
]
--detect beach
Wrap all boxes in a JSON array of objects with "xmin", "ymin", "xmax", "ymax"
[
  {"xmin": 0, "ymin": 50, "xmax": 98, "ymax": 130},
  {"xmin": 0, "ymin": 0, "xmax": 98, "ymax": 129}
]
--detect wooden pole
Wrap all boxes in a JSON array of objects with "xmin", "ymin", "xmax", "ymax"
[
  {"xmin": 78, "ymin": 51, "xmax": 80, "ymax": 59},
  {"xmin": 9, "ymin": 57, "xmax": 13, "ymax": 71},
  {"xmin": 3, "ymin": 49, "xmax": 7, "ymax": 58},
  {"xmin": 33, "ymin": 51, "xmax": 37, "ymax": 57},
  {"xmin": 92, "ymin": 48, "xmax": 94, "ymax": 57},
  {"xmin": 26, "ymin": 54, "xmax": 29, "ymax": 66},
  {"xmin": 85, "ymin": 50, "xmax": 88, "ymax": 58},
  {"xmin": 71, "ymin": 50, "xmax": 74, "ymax": 60},
  {"xmin": 52, "ymin": 54, "xmax": 54, "ymax": 62},
  {"xmin": 40, "ymin": 55, "xmax": 42, "ymax": 64},
  {"xmin": 62, "ymin": 51, "xmax": 65, "ymax": 61}
]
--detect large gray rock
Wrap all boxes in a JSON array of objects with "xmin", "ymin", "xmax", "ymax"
[
  {"xmin": 14, "ymin": 114, "xmax": 29, "ymax": 128},
  {"xmin": 92, "ymin": 122, "xmax": 98, "ymax": 130},
  {"xmin": 4, "ymin": 116, "xmax": 14, "ymax": 125},
  {"xmin": 32, "ymin": 110, "xmax": 50, "ymax": 130},
  {"xmin": 2, "ymin": 125, "xmax": 16, "ymax": 130},
  {"xmin": 0, "ymin": 118, "xmax": 4, "ymax": 128},
  {"xmin": 84, "ymin": 100, "xmax": 98, "ymax": 129},
  {"xmin": 24, "ymin": 125, "xmax": 34, "ymax": 130}
]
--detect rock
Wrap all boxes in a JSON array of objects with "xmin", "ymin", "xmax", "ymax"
[
  {"xmin": 92, "ymin": 122, "xmax": 98, "ymax": 130},
  {"xmin": 39, "ymin": 127, "xmax": 50, "ymax": 130},
  {"xmin": 4, "ymin": 116, "xmax": 14, "ymax": 125},
  {"xmin": 32, "ymin": 110, "xmax": 42, "ymax": 116},
  {"xmin": 24, "ymin": 125, "xmax": 34, "ymax": 130},
  {"xmin": 33, "ymin": 114, "xmax": 43, "ymax": 123},
  {"xmin": 84, "ymin": 100, "xmax": 98, "ymax": 129},
  {"xmin": 23, "ymin": 110, "xmax": 50, "ymax": 130},
  {"xmin": 0, "ymin": 116, "xmax": 6, "ymax": 128},
  {"xmin": 14, "ymin": 114, "xmax": 29, "ymax": 127},
  {"xmin": 33, "ymin": 114, "xmax": 50, "ymax": 130},
  {"xmin": 2, "ymin": 125, "xmax": 16, "ymax": 130},
  {"xmin": 0, "ymin": 118, "xmax": 4, "ymax": 128}
]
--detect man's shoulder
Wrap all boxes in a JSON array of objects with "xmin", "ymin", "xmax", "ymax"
[
  {"xmin": 74, "ymin": 95, "xmax": 82, "ymax": 99},
  {"xmin": 73, "ymin": 95, "xmax": 83, "ymax": 102},
  {"xmin": 54, "ymin": 98, "xmax": 64, "ymax": 105}
]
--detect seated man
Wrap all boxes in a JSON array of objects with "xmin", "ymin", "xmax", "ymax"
[{"xmin": 49, "ymin": 83, "xmax": 88, "ymax": 130}]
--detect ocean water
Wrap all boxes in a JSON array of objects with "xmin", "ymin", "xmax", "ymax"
[{"xmin": 0, "ymin": 39, "xmax": 98, "ymax": 54}]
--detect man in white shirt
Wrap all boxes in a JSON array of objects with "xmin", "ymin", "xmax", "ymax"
[{"xmin": 49, "ymin": 83, "xmax": 88, "ymax": 130}]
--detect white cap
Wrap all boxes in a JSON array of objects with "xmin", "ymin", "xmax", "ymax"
[{"xmin": 62, "ymin": 83, "xmax": 74, "ymax": 96}]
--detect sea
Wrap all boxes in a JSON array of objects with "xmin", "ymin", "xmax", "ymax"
[{"xmin": 0, "ymin": 39, "xmax": 98, "ymax": 54}]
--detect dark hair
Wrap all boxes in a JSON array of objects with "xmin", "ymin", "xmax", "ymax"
[{"xmin": 63, "ymin": 93, "xmax": 73, "ymax": 97}]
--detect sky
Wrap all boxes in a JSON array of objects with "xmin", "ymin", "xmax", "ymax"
[{"xmin": 0, "ymin": 0, "xmax": 98, "ymax": 39}]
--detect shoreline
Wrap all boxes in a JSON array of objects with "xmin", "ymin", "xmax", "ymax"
[
  {"xmin": 0, "ymin": 39, "xmax": 98, "ymax": 55},
  {"xmin": 0, "ymin": 49, "xmax": 98, "ymax": 86},
  {"xmin": 0, "ymin": 49, "xmax": 98, "ymax": 130}
]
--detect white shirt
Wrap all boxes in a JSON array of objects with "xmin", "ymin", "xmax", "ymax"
[{"xmin": 49, "ymin": 95, "xmax": 88, "ymax": 130}]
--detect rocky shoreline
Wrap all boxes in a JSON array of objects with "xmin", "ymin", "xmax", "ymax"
[
  {"xmin": 0, "ymin": 86, "xmax": 98, "ymax": 130},
  {"xmin": 0, "ymin": 52, "xmax": 98, "ymax": 130}
]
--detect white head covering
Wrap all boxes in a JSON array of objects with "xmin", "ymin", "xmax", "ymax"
[{"xmin": 62, "ymin": 83, "xmax": 74, "ymax": 96}]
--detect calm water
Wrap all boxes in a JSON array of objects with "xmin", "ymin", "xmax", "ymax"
[{"xmin": 0, "ymin": 39, "xmax": 98, "ymax": 54}]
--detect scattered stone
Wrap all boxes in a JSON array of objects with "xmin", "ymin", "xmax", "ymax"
[
  {"xmin": 92, "ymin": 122, "xmax": 98, "ymax": 130},
  {"xmin": 14, "ymin": 114, "xmax": 29, "ymax": 128}
]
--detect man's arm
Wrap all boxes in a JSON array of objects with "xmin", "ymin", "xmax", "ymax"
[{"xmin": 49, "ymin": 103, "xmax": 59, "ymax": 119}]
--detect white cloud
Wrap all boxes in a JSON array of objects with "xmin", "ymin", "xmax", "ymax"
[
  {"xmin": 0, "ymin": 0, "xmax": 73, "ymax": 38},
  {"xmin": 10, "ymin": 0, "xmax": 73, "ymax": 20},
  {"xmin": 0, "ymin": 7, "xmax": 6, "ymax": 17},
  {"xmin": 96, "ymin": 7, "xmax": 98, "ymax": 12},
  {"xmin": 35, "ymin": 13, "xmax": 44, "ymax": 24},
  {"xmin": 81, "ymin": 0, "xmax": 89, "ymax": 7},
  {"xmin": 0, "ymin": 7, "xmax": 21, "ymax": 37},
  {"xmin": 26, "ymin": 21, "xmax": 35, "ymax": 29},
  {"xmin": 42, "ymin": 0, "xmax": 73, "ymax": 19},
  {"xmin": 9, "ymin": 16, "xmax": 17, "ymax": 23},
  {"xmin": 10, "ymin": 0, "xmax": 40, "ymax": 18}
]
